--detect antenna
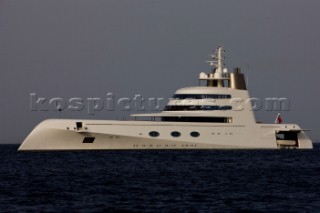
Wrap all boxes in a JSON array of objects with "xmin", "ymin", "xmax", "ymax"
[
  {"xmin": 206, "ymin": 46, "xmax": 225, "ymax": 74},
  {"xmin": 246, "ymin": 63, "xmax": 250, "ymax": 88},
  {"xmin": 246, "ymin": 73, "xmax": 249, "ymax": 88}
]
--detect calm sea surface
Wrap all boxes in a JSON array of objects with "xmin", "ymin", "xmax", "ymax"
[{"xmin": 1, "ymin": 144, "xmax": 320, "ymax": 212}]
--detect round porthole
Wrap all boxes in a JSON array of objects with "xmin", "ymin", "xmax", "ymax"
[
  {"xmin": 171, "ymin": 131, "xmax": 181, "ymax": 137},
  {"xmin": 190, "ymin": 131, "xmax": 200, "ymax": 137},
  {"xmin": 149, "ymin": 131, "xmax": 160, "ymax": 137}
]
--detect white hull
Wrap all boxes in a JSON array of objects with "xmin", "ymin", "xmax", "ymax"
[
  {"xmin": 19, "ymin": 47, "xmax": 313, "ymax": 150},
  {"xmin": 18, "ymin": 119, "xmax": 313, "ymax": 150}
]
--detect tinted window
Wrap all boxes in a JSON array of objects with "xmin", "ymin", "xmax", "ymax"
[
  {"xmin": 171, "ymin": 131, "xmax": 181, "ymax": 137},
  {"xmin": 162, "ymin": 116, "xmax": 231, "ymax": 123},
  {"xmin": 172, "ymin": 94, "xmax": 231, "ymax": 99},
  {"xmin": 149, "ymin": 131, "xmax": 160, "ymax": 137},
  {"xmin": 190, "ymin": 131, "xmax": 200, "ymax": 137},
  {"xmin": 164, "ymin": 105, "xmax": 232, "ymax": 111},
  {"xmin": 83, "ymin": 137, "xmax": 95, "ymax": 143}
]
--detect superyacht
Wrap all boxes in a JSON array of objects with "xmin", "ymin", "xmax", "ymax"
[{"xmin": 18, "ymin": 47, "xmax": 313, "ymax": 150}]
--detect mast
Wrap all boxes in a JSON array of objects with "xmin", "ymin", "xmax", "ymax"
[
  {"xmin": 198, "ymin": 46, "xmax": 247, "ymax": 90},
  {"xmin": 216, "ymin": 46, "xmax": 223, "ymax": 74},
  {"xmin": 201, "ymin": 46, "xmax": 227, "ymax": 87},
  {"xmin": 207, "ymin": 46, "xmax": 224, "ymax": 77}
]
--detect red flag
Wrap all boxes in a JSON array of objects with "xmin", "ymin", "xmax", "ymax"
[
  {"xmin": 275, "ymin": 113, "xmax": 283, "ymax": 124},
  {"xmin": 277, "ymin": 114, "xmax": 282, "ymax": 124}
]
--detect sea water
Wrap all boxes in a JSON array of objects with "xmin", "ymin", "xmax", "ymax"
[{"xmin": 1, "ymin": 144, "xmax": 320, "ymax": 212}]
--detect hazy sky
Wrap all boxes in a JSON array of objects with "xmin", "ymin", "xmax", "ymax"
[{"xmin": 1, "ymin": 0, "xmax": 320, "ymax": 143}]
